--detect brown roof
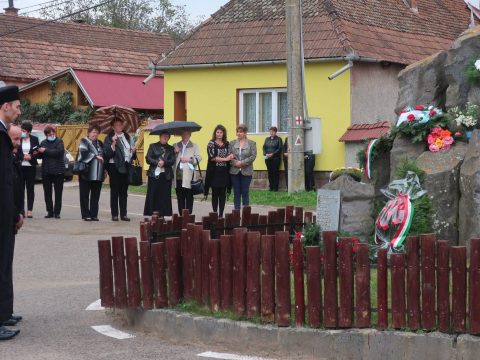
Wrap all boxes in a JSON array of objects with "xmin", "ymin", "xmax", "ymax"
[
  {"xmin": 159, "ymin": 0, "xmax": 470, "ymax": 67},
  {"xmin": 0, "ymin": 14, "xmax": 175, "ymax": 82},
  {"xmin": 339, "ymin": 121, "xmax": 391, "ymax": 142}
]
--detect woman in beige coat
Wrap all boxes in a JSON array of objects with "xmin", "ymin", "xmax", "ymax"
[
  {"xmin": 229, "ymin": 124, "xmax": 257, "ymax": 210},
  {"xmin": 174, "ymin": 130, "xmax": 202, "ymax": 214}
]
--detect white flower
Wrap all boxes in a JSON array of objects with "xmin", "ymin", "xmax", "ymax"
[{"xmin": 475, "ymin": 59, "xmax": 480, "ymax": 71}]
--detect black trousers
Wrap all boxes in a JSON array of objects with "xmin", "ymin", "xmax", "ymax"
[
  {"xmin": 176, "ymin": 180, "xmax": 194, "ymax": 214},
  {"xmin": 79, "ymin": 180, "xmax": 102, "ymax": 219},
  {"xmin": 0, "ymin": 228, "xmax": 14, "ymax": 323},
  {"xmin": 21, "ymin": 166, "xmax": 36, "ymax": 211},
  {"xmin": 211, "ymin": 186, "xmax": 227, "ymax": 218},
  {"xmin": 42, "ymin": 173, "xmax": 64, "ymax": 216},
  {"xmin": 265, "ymin": 157, "xmax": 281, "ymax": 191},
  {"xmin": 107, "ymin": 164, "xmax": 128, "ymax": 217},
  {"xmin": 283, "ymin": 157, "xmax": 288, "ymax": 189},
  {"xmin": 283, "ymin": 154, "xmax": 316, "ymax": 191}
]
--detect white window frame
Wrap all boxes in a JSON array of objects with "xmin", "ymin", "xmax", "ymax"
[{"xmin": 238, "ymin": 88, "xmax": 287, "ymax": 134}]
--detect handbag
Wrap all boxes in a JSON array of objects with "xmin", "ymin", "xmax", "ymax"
[
  {"xmin": 190, "ymin": 159, "xmax": 204, "ymax": 195},
  {"xmin": 128, "ymin": 159, "xmax": 143, "ymax": 186},
  {"xmin": 72, "ymin": 151, "xmax": 89, "ymax": 175}
]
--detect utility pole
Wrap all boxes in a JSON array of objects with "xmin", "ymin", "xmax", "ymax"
[{"xmin": 286, "ymin": 0, "xmax": 305, "ymax": 193}]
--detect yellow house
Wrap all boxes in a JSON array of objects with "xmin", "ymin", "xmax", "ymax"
[{"xmin": 147, "ymin": 0, "xmax": 469, "ymax": 188}]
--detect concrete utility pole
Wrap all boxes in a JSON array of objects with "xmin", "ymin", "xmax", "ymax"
[{"xmin": 286, "ymin": 0, "xmax": 305, "ymax": 193}]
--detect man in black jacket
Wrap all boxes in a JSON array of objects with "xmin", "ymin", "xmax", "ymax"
[
  {"xmin": 0, "ymin": 85, "xmax": 21, "ymax": 340},
  {"xmin": 263, "ymin": 126, "xmax": 283, "ymax": 191}
]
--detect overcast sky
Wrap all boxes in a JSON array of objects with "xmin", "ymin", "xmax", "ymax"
[{"xmin": 1, "ymin": 0, "xmax": 229, "ymax": 21}]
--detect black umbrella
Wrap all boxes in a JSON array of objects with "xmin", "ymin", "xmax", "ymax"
[{"xmin": 150, "ymin": 121, "xmax": 202, "ymax": 136}]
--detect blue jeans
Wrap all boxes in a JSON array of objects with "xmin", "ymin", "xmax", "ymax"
[{"xmin": 230, "ymin": 172, "xmax": 252, "ymax": 210}]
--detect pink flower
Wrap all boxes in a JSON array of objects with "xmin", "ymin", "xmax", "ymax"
[
  {"xmin": 443, "ymin": 136, "xmax": 454, "ymax": 146},
  {"xmin": 427, "ymin": 134, "xmax": 435, "ymax": 145},
  {"xmin": 415, "ymin": 105, "xmax": 424, "ymax": 110},
  {"xmin": 431, "ymin": 127, "xmax": 442, "ymax": 136},
  {"xmin": 429, "ymin": 143, "xmax": 440, "ymax": 152},
  {"xmin": 455, "ymin": 131, "xmax": 462, "ymax": 136},
  {"xmin": 429, "ymin": 110, "xmax": 437, "ymax": 116},
  {"xmin": 400, "ymin": 109, "xmax": 407, "ymax": 114},
  {"xmin": 407, "ymin": 114, "xmax": 416, "ymax": 121}
]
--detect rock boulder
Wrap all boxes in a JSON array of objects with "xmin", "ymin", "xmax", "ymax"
[
  {"xmin": 389, "ymin": 135, "xmax": 426, "ymax": 182},
  {"xmin": 416, "ymin": 143, "xmax": 468, "ymax": 244}
]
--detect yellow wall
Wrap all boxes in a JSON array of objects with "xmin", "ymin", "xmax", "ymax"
[{"xmin": 145, "ymin": 62, "xmax": 351, "ymax": 171}]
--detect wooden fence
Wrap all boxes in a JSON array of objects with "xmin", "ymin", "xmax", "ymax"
[{"xmin": 97, "ymin": 206, "xmax": 480, "ymax": 334}]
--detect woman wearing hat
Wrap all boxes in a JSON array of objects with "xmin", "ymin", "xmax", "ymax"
[
  {"xmin": 262, "ymin": 126, "xmax": 283, "ymax": 192},
  {"xmin": 103, "ymin": 118, "xmax": 136, "ymax": 221},
  {"xmin": 143, "ymin": 131, "xmax": 176, "ymax": 217},
  {"xmin": 229, "ymin": 124, "xmax": 257, "ymax": 210}
]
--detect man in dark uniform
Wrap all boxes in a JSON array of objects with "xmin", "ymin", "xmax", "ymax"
[{"xmin": 0, "ymin": 85, "xmax": 22, "ymax": 340}]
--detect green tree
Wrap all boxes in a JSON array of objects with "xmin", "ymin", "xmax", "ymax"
[{"xmin": 39, "ymin": 0, "xmax": 199, "ymax": 43}]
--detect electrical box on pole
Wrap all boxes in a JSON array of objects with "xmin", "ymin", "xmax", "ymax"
[{"xmin": 304, "ymin": 117, "xmax": 322, "ymax": 155}]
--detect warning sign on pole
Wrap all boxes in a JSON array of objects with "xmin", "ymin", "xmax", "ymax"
[{"xmin": 295, "ymin": 135, "xmax": 302, "ymax": 146}]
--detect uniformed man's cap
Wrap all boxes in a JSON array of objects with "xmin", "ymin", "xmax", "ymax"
[{"xmin": 0, "ymin": 85, "xmax": 20, "ymax": 106}]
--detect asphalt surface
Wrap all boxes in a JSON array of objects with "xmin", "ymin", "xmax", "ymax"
[{"xmin": 0, "ymin": 182, "xmax": 277, "ymax": 360}]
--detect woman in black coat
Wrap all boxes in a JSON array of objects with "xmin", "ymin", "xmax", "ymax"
[
  {"xmin": 103, "ymin": 119, "xmax": 136, "ymax": 221},
  {"xmin": 77, "ymin": 124, "xmax": 105, "ymax": 221},
  {"xmin": 143, "ymin": 131, "xmax": 175, "ymax": 217},
  {"xmin": 19, "ymin": 121, "xmax": 39, "ymax": 218},
  {"xmin": 37, "ymin": 126, "xmax": 65, "ymax": 219}
]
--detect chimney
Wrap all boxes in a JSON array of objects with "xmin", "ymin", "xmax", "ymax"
[
  {"xmin": 403, "ymin": 0, "xmax": 418, "ymax": 13},
  {"xmin": 4, "ymin": 0, "xmax": 19, "ymax": 16}
]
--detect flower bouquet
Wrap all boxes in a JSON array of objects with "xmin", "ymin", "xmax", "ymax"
[
  {"xmin": 394, "ymin": 104, "xmax": 447, "ymax": 143},
  {"xmin": 427, "ymin": 126, "xmax": 454, "ymax": 152},
  {"xmin": 329, "ymin": 167, "xmax": 363, "ymax": 182}
]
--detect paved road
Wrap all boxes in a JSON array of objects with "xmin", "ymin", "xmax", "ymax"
[{"xmin": 0, "ymin": 183, "xmax": 278, "ymax": 360}]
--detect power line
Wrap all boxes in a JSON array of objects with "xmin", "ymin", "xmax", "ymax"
[
  {"xmin": 20, "ymin": 0, "xmax": 77, "ymax": 15},
  {"xmin": 0, "ymin": 0, "xmax": 114, "ymax": 38},
  {"xmin": 20, "ymin": 0, "xmax": 69, "ymax": 12}
]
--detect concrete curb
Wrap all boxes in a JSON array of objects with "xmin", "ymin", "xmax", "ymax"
[{"xmin": 112, "ymin": 308, "xmax": 480, "ymax": 359}]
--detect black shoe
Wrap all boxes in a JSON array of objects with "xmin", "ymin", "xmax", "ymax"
[
  {"xmin": 91, "ymin": 218, "xmax": 99, "ymax": 221},
  {"xmin": 0, "ymin": 326, "xmax": 19, "ymax": 340},
  {"xmin": 10, "ymin": 315, "xmax": 22, "ymax": 322},
  {"xmin": 121, "ymin": 216, "xmax": 130, "ymax": 222},
  {"xmin": 83, "ymin": 218, "xmax": 92, "ymax": 221},
  {"xmin": 45, "ymin": 214, "xmax": 53, "ymax": 218},
  {"xmin": 54, "ymin": 214, "xmax": 61, "ymax": 219},
  {"xmin": 112, "ymin": 216, "xmax": 119, "ymax": 221},
  {"xmin": 2, "ymin": 318, "xmax": 17, "ymax": 326}
]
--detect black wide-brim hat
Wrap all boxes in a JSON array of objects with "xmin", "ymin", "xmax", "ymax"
[{"xmin": 0, "ymin": 85, "xmax": 20, "ymax": 105}]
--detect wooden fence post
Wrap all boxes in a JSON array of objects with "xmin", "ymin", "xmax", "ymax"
[
  {"xmin": 452, "ymin": 246, "xmax": 467, "ymax": 333},
  {"xmin": 338, "ymin": 237, "xmax": 353, "ymax": 328},
  {"xmin": 261, "ymin": 235, "xmax": 275, "ymax": 322},
  {"xmin": 276, "ymin": 208, "xmax": 286, "ymax": 232},
  {"xmin": 125, "ymin": 237, "xmax": 141, "ymax": 308},
  {"xmin": 306, "ymin": 246, "xmax": 322, "ymax": 328},
  {"xmin": 421, "ymin": 234, "xmax": 436, "ymax": 330},
  {"xmin": 139, "ymin": 241, "xmax": 154, "ymax": 309},
  {"xmin": 391, "ymin": 253, "xmax": 406, "ymax": 329},
  {"xmin": 140, "ymin": 222, "xmax": 149, "ymax": 242},
  {"xmin": 275, "ymin": 231, "xmax": 291, "ymax": 327},
  {"xmin": 166, "ymin": 237, "xmax": 183, "ymax": 306},
  {"xmin": 323, "ymin": 231, "xmax": 338, "ymax": 328},
  {"xmin": 377, "ymin": 248, "xmax": 388, "ymax": 330},
  {"xmin": 220, "ymin": 235, "xmax": 233, "ymax": 311},
  {"xmin": 355, "ymin": 243, "xmax": 370, "ymax": 328},
  {"xmin": 267, "ymin": 211, "xmax": 277, "ymax": 236},
  {"xmin": 406, "ymin": 236, "xmax": 421, "ymax": 330},
  {"xmin": 241, "ymin": 206, "xmax": 251, "ymax": 227},
  {"xmin": 151, "ymin": 242, "xmax": 168, "ymax": 308},
  {"xmin": 470, "ymin": 239, "xmax": 480, "ymax": 335},
  {"xmin": 181, "ymin": 209, "xmax": 190, "ymax": 229},
  {"xmin": 246, "ymin": 232, "xmax": 261, "ymax": 318},
  {"xmin": 259, "ymin": 215, "xmax": 268, "ymax": 236},
  {"xmin": 209, "ymin": 239, "xmax": 220, "ymax": 312},
  {"xmin": 98, "ymin": 240, "xmax": 114, "ymax": 308},
  {"xmin": 293, "ymin": 232, "xmax": 305, "ymax": 326},
  {"xmin": 193, "ymin": 225, "xmax": 203, "ymax": 303},
  {"xmin": 201, "ymin": 230, "xmax": 211, "ymax": 305},
  {"xmin": 294, "ymin": 207, "xmax": 304, "ymax": 232},
  {"xmin": 285, "ymin": 206, "xmax": 294, "ymax": 233},
  {"xmin": 225, "ymin": 213, "xmax": 234, "ymax": 235},
  {"xmin": 232, "ymin": 228, "xmax": 247, "ymax": 315},
  {"xmin": 437, "ymin": 240, "xmax": 450, "ymax": 333},
  {"xmin": 111, "ymin": 236, "xmax": 127, "ymax": 309}
]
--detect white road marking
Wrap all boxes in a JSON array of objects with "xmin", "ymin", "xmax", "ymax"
[
  {"xmin": 91, "ymin": 325, "xmax": 135, "ymax": 340},
  {"xmin": 86, "ymin": 299, "xmax": 105, "ymax": 311},
  {"xmin": 197, "ymin": 352, "xmax": 276, "ymax": 360}
]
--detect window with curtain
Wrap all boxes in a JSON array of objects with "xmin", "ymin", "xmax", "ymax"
[{"xmin": 239, "ymin": 89, "xmax": 287, "ymax": 134}]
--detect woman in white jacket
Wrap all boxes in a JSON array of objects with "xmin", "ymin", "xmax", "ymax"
[{"xmin": 173, "ymin": 130, "xmax": 202, "ymax": 214}]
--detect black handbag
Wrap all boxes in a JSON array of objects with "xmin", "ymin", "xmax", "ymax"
[
  {"xmin": 190, "ymin": 160, "xmax": 204, "ymax": 195},
  {"xmin": 72, "ymin": 151, "xmax": 89, "ymax": 175},
  {"xmin": 128, "ymin": 160, "xmax": 143, "ymax": 186}
]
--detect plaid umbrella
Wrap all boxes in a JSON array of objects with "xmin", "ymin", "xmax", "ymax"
[{"xmin": 89, "ymin": 105, "xmax": 141, "ymax": 134}]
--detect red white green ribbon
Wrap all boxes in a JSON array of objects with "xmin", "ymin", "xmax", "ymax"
[
  {"xmin": 390, "ymin": 194, "xmax": 414, "ymax": 249},
  {"xmin": 365, "ymin": 138, "xmax": 379, "ymax": 179}
]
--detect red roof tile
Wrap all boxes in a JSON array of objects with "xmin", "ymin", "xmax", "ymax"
[
  {"xmin": 159, "ymin": 0, "xmax": 471, "ymax": 67},
  {"xmin": 339, "ymin": 121, "xmax": 391, "ymax": 142},
  {"xmin": 0, "ymin": 15, "xmax": 174, "ymax": 82}
]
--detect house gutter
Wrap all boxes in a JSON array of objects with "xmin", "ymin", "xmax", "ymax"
[{"xmin": 152, "ymin": 55, "xmax": 382, "ymax": 71}]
